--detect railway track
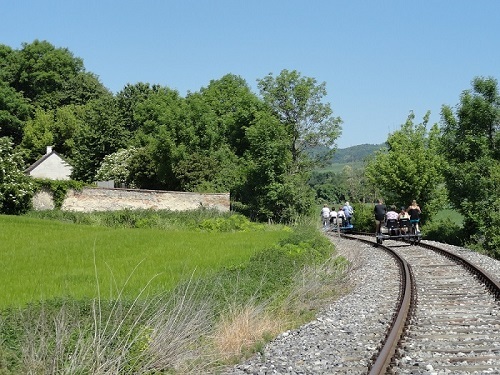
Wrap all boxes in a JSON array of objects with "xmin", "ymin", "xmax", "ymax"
[{"xmin": 345, "ymin": 233, "xmax": 500, "ymax": 374}]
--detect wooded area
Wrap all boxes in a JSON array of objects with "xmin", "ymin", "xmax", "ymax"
[{"xmin": 0, "ymin": 40, "xmax": 498, "ymax": 257}]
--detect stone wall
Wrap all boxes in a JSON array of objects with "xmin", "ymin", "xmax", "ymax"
[{"xmin": 32, "ymin": 187, "xmax": 230, "ymax": 212}]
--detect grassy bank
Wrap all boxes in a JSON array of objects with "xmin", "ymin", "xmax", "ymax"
[
  {"xmin": 0, "ymin": 210, "xmax": 348, "ymax": 374},
  {"xmin": 1, "ymin": 214, "xmax": 287, "ymax": 308}
]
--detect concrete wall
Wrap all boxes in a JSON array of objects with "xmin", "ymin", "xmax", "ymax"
[{"xmin": 32, "ymin": 187, "xmax": 230, "ymax": 212}]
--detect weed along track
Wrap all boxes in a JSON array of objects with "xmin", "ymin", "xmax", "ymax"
[{"xmin": 345, "ymin": 233, "xmax": 500, "ymax": 374}]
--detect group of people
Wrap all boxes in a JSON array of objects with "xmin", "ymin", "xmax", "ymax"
[
  {"xmin": 374, "ymin": 199, "xmax": 421, "ymax": 234},
  {"xmin": 321, "ymin": 202, "xmax": 354, "ymax": 229}
]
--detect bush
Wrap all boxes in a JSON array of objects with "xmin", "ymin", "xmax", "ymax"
[
  {"xmin": 209, "ymin": 223, "xmax": 334, "ymax": 307},
  {"xmin": 422, "ymin": 218, "xmax": 464, "ymax": 246},
  {"xmin": 0, "ymin": 137, "xmax": 34, "ymax": 215},
  {"xmin": 26, "ymin": 207, "xmax": 237, "ymax": 230},
  {"xmin": 351, "ymin": 203, "xmax": 375, "ymax": 232},
  {"xmin": 199, "ymin": 214, "xmax": 265, "ymax": 232}
]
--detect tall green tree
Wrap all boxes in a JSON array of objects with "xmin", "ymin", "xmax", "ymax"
[
  {"xmin": 0, "ymin": 80, "xmax": 32, "ymax": 143},
  {"xmin": 194, "ymin": 74, "xmax": 263, "ymax": 155},
  {"xmin": 365, "ymin": 111, "xmax": 445, "ymax": 221},
  {"xmin": 116, "ymin": 82, "xmax": 163, "ymax": 134},
  {"xmin": 20, "ymin": 105, "xmax": 84, "ymax": 163},
  {"xmin": 440, "ymin": 76, "xmax": 500, "ymax": 256},
  {"xmin": 236, "ymin": 111, "xmax": 314, "ymax": 222},
  {"xmin": 20, "ymin": 108, "xmax": 54, "ymax": 161},
  {"xmin": 71, "ymin": 96, "xmax": 128, "ymax": 182},
  {"xmin": 251, "ymin": 69, "xmax": 342, "ymax": 221},
  {"xmin": 1, "ymin": 40, "xmax": 109, "ymax": 110},
  {"xmin": 257, "ymin": 69, "xmax": 342, "ymax": 168}
]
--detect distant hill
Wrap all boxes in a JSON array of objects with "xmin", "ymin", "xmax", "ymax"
[{"xmin": 332, "ymin": 143, "xmax": 385, "ymax": 164}]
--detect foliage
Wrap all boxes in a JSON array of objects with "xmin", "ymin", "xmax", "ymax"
[
  {"xmin": 257, "ymin": 69, "xmax": 342, "ymax": 168},
  {"xmin": 364, "ymin": 111, "xmax": 446, "ymax": 224},
  {"xmin": 0, "ymin": 40, "xmax": 109, "ymax": 111},
  {"xmin": 2, "ymin": 39, "xmax": 347, "ymax": 221},
  {"xmin": 422, "ymin": 218, "xmax": 465, "ymax": 246},
  {"xmin": 208, "ymin": 223, "xmax": 334, "ymax": 308},
  {"xmin": 198, "ymin": 213, "xmax": 267, "ymax": 232},
  {"xmin": 350, "ymin": 203, "xmax": 375, "ymax": 232},
  {"xmin": 440, "ymin": 76, "xmax": 500, "ymax": 258},
  {"xmin": 94, "ymin": 147, "xmax": 139, "ymax": 187},
  {"xmin": 71, "ymin": 96, "xmax": 129, "ymax": 182},
  {"xmin": 31, "ymin": 178, "xmax": 85, "ymax": 209},
  {"xmin": 21, "ymin": 105, "xmax": 84, "ymax": 163},
  {"xmin": 0, "ymin": 80, "xmax": 32, "ymax": 144},
  {"xmin": 0, "ymin": 137, "xmax": 34, "ymax": 214},
  {"xmin": 309, "ymin": 171, "xmax": 343, "ymax": 203},
  {"xmin": 25, "ymin": 207, "xmax": 276, "ymax": 232}
]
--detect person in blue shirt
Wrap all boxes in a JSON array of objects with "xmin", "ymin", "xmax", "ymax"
[{"xmin": 342, "ymin": 201, "xmax": 354, "ymax": 225}]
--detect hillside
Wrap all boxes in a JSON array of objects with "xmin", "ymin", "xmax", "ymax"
[{"xmin": 332, "ymin": 143, "xmax": 385, "ymax": 164}]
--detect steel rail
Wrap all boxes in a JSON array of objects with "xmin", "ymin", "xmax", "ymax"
[
  {"xmin": 342, "ymin": 233, "xmax": 500, "ymax": 374},
  {"xmin": 417, "ymin": 241, "xmax": 500, "ymax": 300},
  {"xmin": 341, "ymin": 234, "xmax": 416, "ymax": 375}
]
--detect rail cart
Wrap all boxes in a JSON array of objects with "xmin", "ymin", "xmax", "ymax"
[{"xmin": 375, "ymin": 218, "xmax": 421, "ymax": 245}]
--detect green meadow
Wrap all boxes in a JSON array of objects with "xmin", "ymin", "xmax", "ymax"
[{"xmin": 0, "ymin": 214, "xmax": 288, "ymax": 308}]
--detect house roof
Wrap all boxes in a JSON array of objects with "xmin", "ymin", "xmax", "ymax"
[{"xmin": 24, "ymin": 150, "xmax": 71, "ymax": 173}]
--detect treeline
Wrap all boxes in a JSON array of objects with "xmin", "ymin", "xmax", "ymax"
[
  {"xmin": 0, "ymin": 40, "xmax": 342, "ymax": 221},
  {"xmin": 1, "ymin": 40, "xmax": 499, "ymax": 257},
  {"xmin": 309, "ymin": 81, "xmax": 499, "ymax": 258}
]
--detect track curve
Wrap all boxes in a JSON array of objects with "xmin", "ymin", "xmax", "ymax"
[{"xmin": 345, "ymin": 233, "xmax": 500, "ymax": 374}]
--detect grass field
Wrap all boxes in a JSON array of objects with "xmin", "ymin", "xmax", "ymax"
[
  {"xmin": 433, "ymin": 208, "xmax": 464, "ymax": 226},
  {"xmin": 0, "ymin": 215, "xmax": 288, "ymax": 308}
]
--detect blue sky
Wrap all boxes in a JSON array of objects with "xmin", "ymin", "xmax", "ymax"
[{"xmin": 2, "ymin": 1, "xmax": 499, "ymax": 149}]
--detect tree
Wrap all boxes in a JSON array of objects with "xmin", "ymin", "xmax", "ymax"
[
  {"xmin": 1, "ymin": 40, "xmax": 109, "ymax": 110},
  {"xmin": 0, "ymin": 137, "xmax": 34, "ymax": 214},
  {"xmin": 71, "ymin": 96, "xmax": 129, "ymax": 182},
  {"xmin": 257, "ymin": 69, "xmax": 342, "ymax": 169},
  {"xmin": 0, "ymin": 80, "xmax": 32, "ymax": 144},
  {"xmin": 194, "ymin": 74, "xmax": 263, "ymax": 155},
  {"xmin": 440, "ymin": 76, "xmax": 500, "ymax": 256},
  {"xmin": 20, "ymin": 105, "xmax": 84, "ymax": 163},
  {"xmin": 236, "ymin": 111, "xmax": 314, "ymax": 222},
  {"xmin": 116, "ymin": 82, "xmax": 163, "ymax": 134},
  {"xmin": 365, "ymin": 111, "xmax": 446, "ymax": 222},
  {"xmin": 20, "ymin": 108, "xmax": 54, "ymax": 161},
  {"xmin": 94, "ymin": 147, "xmax": 139, "ymax": 187}
]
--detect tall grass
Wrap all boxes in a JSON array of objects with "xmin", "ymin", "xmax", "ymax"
[
  {"xmin": 0, "ymin": 214, "xmax": 287, "ymax": 308},
  {"xmin": 0, "ymin": 211, "xmax": 350, "ymax": 374}
]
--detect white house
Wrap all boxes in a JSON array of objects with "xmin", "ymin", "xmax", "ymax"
[{"xmin": 25, "ymin": 146, "xmax": 73, "ymax": 180}]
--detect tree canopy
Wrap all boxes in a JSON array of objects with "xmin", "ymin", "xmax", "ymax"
[
  {"xmin": 364, "ymin": 111, "xmax": 446, "ymax": 222},
  {"xmin": 440, "ymin": 76, "xmax": 500, "ymax": 255},
  {"xmin": 257, "ymin": 69, "xmax": 342, "ymax": 169},
  {"xmin": 0, "ymin": 41, "xmax": 346, "ymax": 221}
]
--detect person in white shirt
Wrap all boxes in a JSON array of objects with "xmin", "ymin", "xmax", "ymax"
[
  {"xmin": 320, "ymin": 204, "xmax": 330, "ymax": 228},
  {"xmin": 385, "ymin": 205, "xmax": 399, "ymax": 221},
  {"xmin": 329, "ymin": 207, "xmax": 338, "ymax": 226},
  {"xmin": 337, "ymin": 206, "xmax": 346, "ymax": 226}
]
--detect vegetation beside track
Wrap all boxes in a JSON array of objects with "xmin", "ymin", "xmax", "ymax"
[{"xmin": 0, "ymin": 210, "xmax": 348, "ymax": 374}]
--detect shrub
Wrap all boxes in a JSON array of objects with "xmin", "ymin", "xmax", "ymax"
[
  {"xmin": 422, "ymin": 218, "xmax": 464, "ymax": 246},
  {"xmin": 198, "ymin": 214, "xmax": 265, "ymax": 232},
  {"xmin": 351, "ymin": 203, "xmax": 375, "ymax": 232},
  {"xmin": 0, "ymin": 137, "xmax": 34, "ymax": 215}
]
